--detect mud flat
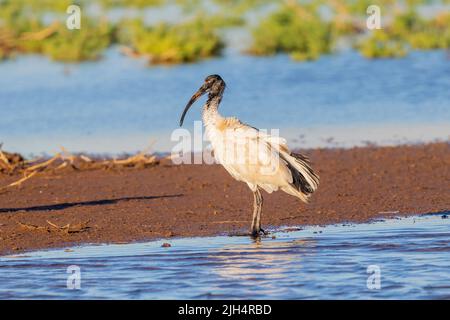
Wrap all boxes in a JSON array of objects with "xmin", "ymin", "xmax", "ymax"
[{"xmin": 0, "ymin": 142, "xmax": 449, "ymax": 255}]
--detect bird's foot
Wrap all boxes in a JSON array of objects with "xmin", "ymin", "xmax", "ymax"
[
  {"xmin": 251, "ymin": 228, "xmax": 268, "ymax": 238},
  {"xmin": 228, "ymin": 228, "xmax": 269, "ymax": 237},
  {"xmin": 228, "ymin": 231, "xmax": 251, "ymax": 237}
]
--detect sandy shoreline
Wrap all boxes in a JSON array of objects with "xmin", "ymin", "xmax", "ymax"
[{"xmin": 0, "ymin": 142, "xmax": 449, "ymax": 256}]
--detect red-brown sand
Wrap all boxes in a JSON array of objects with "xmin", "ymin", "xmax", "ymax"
[{"xmin": 0, "ymin": 142, "xmax": 449, "ymax": 255}]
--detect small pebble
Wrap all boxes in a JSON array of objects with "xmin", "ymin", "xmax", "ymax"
[
  {"xmin": 161, "ymin": 243, "xmax": 171, "ymax": 248},
  {"xmin": 442, "ymin": 215, "xmax": 448, "ymax": 219}
]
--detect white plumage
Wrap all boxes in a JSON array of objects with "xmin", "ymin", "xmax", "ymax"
[{"xmin": 180, "ymin": 75, "xmax": 319, "ymax": 236}]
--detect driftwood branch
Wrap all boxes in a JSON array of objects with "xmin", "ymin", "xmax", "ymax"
[
  {"xmin": 17, "ymin": 221, "xmax": 49, "ymax": 232},
  {"xmin": 17, "ymin": 220, "xmax": 91, "ymax": 234},
  {"xmin": 0, "ymin": 142, "xmax": 158, "ymax": 192},
  {"xmin": 19, "ymin": 22, "xmax": 60, "ymax": 41},
  {"xmin": 46, "ymin": 219, "xmax": 91, "ymax": 233}
]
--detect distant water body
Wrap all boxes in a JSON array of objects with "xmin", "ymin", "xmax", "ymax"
[{"xmin": 0, "ymin": 49, "xmax": 448, "ymax": 156}]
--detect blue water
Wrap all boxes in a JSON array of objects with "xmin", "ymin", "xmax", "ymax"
[
  {"xmin": 0, "ymin": 49, "xmax": 449, "ymax": 155},
  {"xmin": 0, "ymin": 215, "xmax": 448, "ymax": 299}
]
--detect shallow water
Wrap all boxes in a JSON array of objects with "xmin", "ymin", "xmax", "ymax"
[
  {"xmin": 0, "ymin": 49, "xmax": 449, "ymax": 155},
  {"xmin": 0, "ymin": 214, "xmax": 449, "ymax": 299}
]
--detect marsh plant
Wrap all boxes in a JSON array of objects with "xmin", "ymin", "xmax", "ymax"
[
  {"xmin": 357, "ymin": 9, "xmax": 450, "ymax": 58},
  {"xmin": 0, "ymin": 1, "xmax": 115, "ymax": 62},
  {"xmin": 248, "ymin": 2, "xmax": 334, "ymax": 61},
  {"xmin": 1, "ymin": 18, "xmax": 115, "ymax": 62},
  {"xmin": 119, "ymin": 18, "xmax": 224, "ymax": 64},
  {"xmin": 357, "ymin": 30, "xmax": 408, "ymax": 58},
  {"xmin": 392, "ymin": 10, "xmax": 450, "ymax": 50},
  {"xmin": 39, "ymin": 20, "xmax": 115, "ymax": 62},
  {"xmin": 0, "ymin": 0, "xmax": 449, "ymax": 64}
]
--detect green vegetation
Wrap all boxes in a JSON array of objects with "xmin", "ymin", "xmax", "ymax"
[
  {"xmin": 38, "ymin": 20, "xmax": 115, "ymax": 62},
  {"xmin": 0, "ymin": 0, "xmax": 228, "ymax": 63},
  {"xmin": 249, "ymin": 3, "xmax": 333, "ymax": 61},
  {"xmin": 211, "ymin": 0, "xmax": 274, "ymax": 14},
  {"xmin": 0, "ymin": 0, "xmax": 163, "ymax": 11},
  {"xmin": 357, "ymin": 10, "xmax": 450, "ymax": 58},
  {"xmin": 99, "ymin": 0, "xmax": 164, "ymax": 8},
  {"xmin": 0, "ymin": 13, "xmax": 115, "ymax": 62},
  {"xmin": 119, "ymin": 18, "xmax": 224, "ymax": 64},
  {"xmin": 357, "ymin": 30, "xmax": 407, "ymax": 58},
  {"xmin": 0, "ymin": 0, "xmax": 449, "ymax": 64},
  {"xmin": 0, "ymin": 28, "xmax": 14, "ymax": 59},
  {"xmin": 392, "ymin": 10, "xmax": 450, "ymax": 50}
]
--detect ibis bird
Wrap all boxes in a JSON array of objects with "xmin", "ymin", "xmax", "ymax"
[{"xmin": 180, "ymin": 75, "xmax": 319, "ymax": 236}]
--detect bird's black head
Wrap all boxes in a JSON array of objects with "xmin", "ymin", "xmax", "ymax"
[
  {"xmin": 179, "ymin": 74, "xmax": 226, "ymax": 126},
  {"xmin": 203, "ymin": 74, "xmax": 226, "ymax": 96}
]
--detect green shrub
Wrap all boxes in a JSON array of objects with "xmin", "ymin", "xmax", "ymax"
[
  {"xmin": 357, "ymin": 30, "xmax": 407, "ymax": 58},
  {"xmin": 248, "ymin": 3, "xmax": 333, "ymax": 61},
  {"xmin": 120, "ymin": 18, "xmax": 224, "ymax": 64},
  {"xmin": 99, "ymin": 0, "xmax": 164, "ymax": 8},
  {"xmin": 39, "ymin": 20, "xmax": 115, "ymax": 62},
  {"xmin": 390, "ymin": 10, "xmax": 449, "ymax": 50},
  {"xmin": 13, "ymin": 19, "xmax": 115, "ymax": 62},
  {"xmin": 0, "ymin": 1, "xmax": 115, "ymax": 62},
  {"xmin": 357, "ymin": 8, "xmax": 449, "ymax": 58},
  {"xmin": 0, "ymin": 0, "xmax": 449, "ymax": 64}
]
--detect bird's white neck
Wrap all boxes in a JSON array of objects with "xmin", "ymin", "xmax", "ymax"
[{"xmin": 202, "ymin": 96, "xmax": 222, "ymax": 127}]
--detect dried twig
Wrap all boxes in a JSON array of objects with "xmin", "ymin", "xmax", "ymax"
[
  {"xmin": 0, "ymin": 142, "xmax": 159, "ymax": 191},
  {"xmin": 0, "ymin": 171, "xmax": 38, "ymax": 193},
  {"xmin": 17, "ymin": 220, "xmax": 91, "ymax": 234},
  {"xmin": 80, "ymin": 155, "xmax": 92, "ymax": 162},
  {"xmin": 24, "ymin": 153, "xmax": 61, "ymax": 173},
  {"xmin": 20, "ymin": 22, "xmax": 59, "ymax": 41},
  {"xmin": 0, "ymin": 143, "xmax": 13, "ymax": 172},
  {"xmin": 17, "ymin": 221, "xmax": 49, "ymax": 232},
  {"xmin": 46, "ymin": 220, "xmax": 70, "ymax": 230},
  {"xmin": 0, "ymin": 150, "xmax": 11, "ymax": 168},
  {"xmin": 47, "ymin": 219, "xmax": 91, "ymax": 233}
]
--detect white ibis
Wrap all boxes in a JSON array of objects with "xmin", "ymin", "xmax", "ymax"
[{"xmin": 180, "ymin": 75, "xmax": 319, "ymax": 236}]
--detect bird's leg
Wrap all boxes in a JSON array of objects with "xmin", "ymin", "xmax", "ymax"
[
  {"xmin": 251, "ymin": 190, "xmax": 259, "ymax": 236},
  {"xmin": 256, "ymin": 189, "xmax": 266, "ymax": 234},
  {"xmin": 251, "ymin": 188, "xmax": 265, "ymax": 237}
]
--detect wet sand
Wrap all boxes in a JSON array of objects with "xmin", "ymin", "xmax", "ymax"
[{"xmin": 0, "ymin": 142, "xmax": 449, "ymax": 255}]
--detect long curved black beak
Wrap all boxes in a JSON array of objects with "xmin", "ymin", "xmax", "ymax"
[{"xmin": 179, "ymin": 84, "xmax": 208, "ymax": 126}]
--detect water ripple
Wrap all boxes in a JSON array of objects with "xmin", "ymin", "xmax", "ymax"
[{"xmin": 0, "ymin": 215, "xmax": 449, "ymax": 299}]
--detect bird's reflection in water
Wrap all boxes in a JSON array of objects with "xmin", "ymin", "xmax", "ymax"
[{"xmin": 206, "ymin": 237, "xmax": 317, "ymax": 295}]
